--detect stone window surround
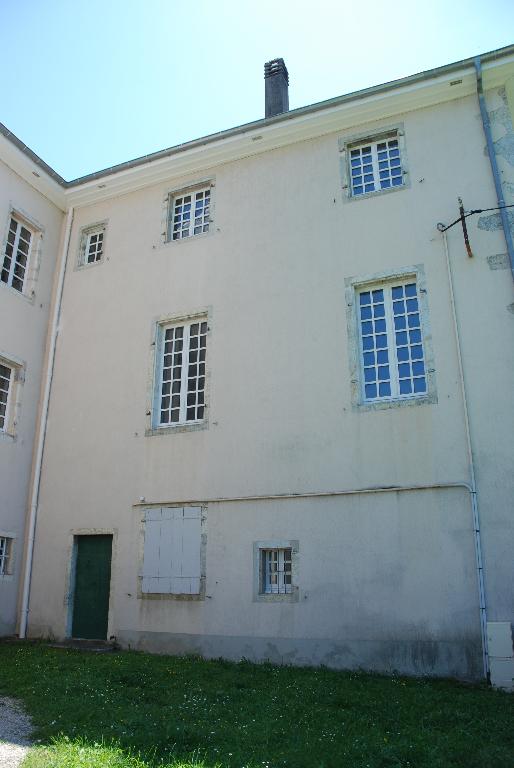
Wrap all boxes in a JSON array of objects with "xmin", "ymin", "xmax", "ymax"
[
  {"xmin": 0, "ymin": 530, "xmax": 16, "ymax": 580},
  {"xmin": 338, "ymin": 122, "xmax": 410, "ymax": 203},
  {"xmin": 0, "ymin": 205, "xmax": 44, "ymax": 303},
  {"xmin": 345, "ymin": 264, "xmax": 437, "ymax": 412},
  {"xmin": 160, "ymin": 177, "xmax": 216, "ymax": 246},
  {"xmin": 76, "ymin": 220, "xmax": 108, "ymax": 270},
  {"xmin": 145, "ymin": 306, "xmax": 212, "ymax": 437},
  {"xmin": 0, "ymin": 351, "xmax": 26, "ymax": 441},
  {"xmin": 253, "ymin": 539, "xmax": 300, "ymax": 603}
]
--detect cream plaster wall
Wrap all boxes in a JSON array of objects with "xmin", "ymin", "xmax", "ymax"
[
  {"xmin": 26, "ymin": 90, "xmax": 514, "ymax": 678},
  {"xmin": 0, "ymin": 159, "xmax": 64, "ymax": 634}
]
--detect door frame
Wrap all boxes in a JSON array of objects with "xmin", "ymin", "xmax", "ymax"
[{"xmin": 65, "ymin": 528, "xmax": 118, "ymax": 640}]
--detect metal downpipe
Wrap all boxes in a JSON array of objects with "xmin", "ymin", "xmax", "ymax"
[
  {"xmin": 441, "ymin": 231, "xmax": 489, "ymax": 678},
  {"xmin": 19, "ymin": 207, "xmax": 74, "ymax": 639},
  {"xmin": 475, "ymin": 56, "xmax": 514, "ymax": 282}
]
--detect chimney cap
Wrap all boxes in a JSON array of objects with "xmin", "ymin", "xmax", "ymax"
[{"xmin": 264, "ymin": 58, "xmax": 289, "ymax": 84}]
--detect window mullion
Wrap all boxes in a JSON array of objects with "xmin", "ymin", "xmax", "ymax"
[
  {"xmin": 384, "ymin": 287, "xmax": 400, "ymax": 397},
  {"xmin": 356, "ymin": 293, "xmax": 366, "ymax": 402},
  {"xmin": 179, "ymin": 325, "xmax": 190, "ymax": 423},
  {"xmin": 188, "ymin": 193, "xmax": 195, "ymax": 238},
  {"xmin": 8, "ymin": 224, "xmax": 21, "ymax": 287},
  {"xmin": 371, "ymin": 144, "xmax": 378, "ymax": 191},
  {"xmin": 5, "ymin": 366, "xmax": 13, "ymax": 429}
]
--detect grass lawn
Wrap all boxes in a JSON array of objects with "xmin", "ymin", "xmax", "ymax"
[{"xmin": 0, "ymin": 643, "xmax": 512, "ymax": 768}]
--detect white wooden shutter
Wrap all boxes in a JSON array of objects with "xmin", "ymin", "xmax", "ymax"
[
  {"xmin": 177, "ymin": 507, "xmax": 201, "ymax": 594},
  {"xmin": 142, "ymin": 508, "xmax": 165, "ymax": 593},
  {"xmin": 142, "ymin": 506, "xmax": 201, "ymax": 595}
]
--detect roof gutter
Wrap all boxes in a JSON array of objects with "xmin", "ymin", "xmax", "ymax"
[
  {"xmin": 66, "ymin": 44, "xmax": 514, "ymax": 188},
  {"xmin": 2, "ymin": 45, "xmax": 514, "ymax": 192},
  {"xmin": 0, "ymin": 122, "xmax": 67, "ymax": 186}
]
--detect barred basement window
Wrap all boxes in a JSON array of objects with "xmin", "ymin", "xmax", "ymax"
[
  {"xmin": 358, "ymin": 280, "xmax": 427, "ymax": 400},
  {"xmin": 1, "ymin": 217, "xmax": 33, "ymax": 293},
  {"xmin": 0, "ymin": 363, "xmax": 13, "ymax": 432},
  {"xmin": 349, "ymin": 135, "xmax": 403, "ymax": 196},
  {"xmin": 157, "ymin": 319, "xmax": 207, "ymax": 426},
  {"xmin": 169, "ymin": 188, "xmax": 210, "ymax": 241},
  {"xmin": 261, "ymin": 548, "xmax": 292, "ymax": 594},
  {"xmin": 0, "ymin": 537, "xmax": 12, "ymax": 576}
]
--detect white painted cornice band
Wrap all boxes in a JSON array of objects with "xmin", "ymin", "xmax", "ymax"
[{"xmin": 1, "ymin": 47, "xmax": 513, "ymax": 212}]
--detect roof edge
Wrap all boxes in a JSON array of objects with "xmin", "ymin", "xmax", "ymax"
[
  {"xmin": 0, "ymin": 122, "xmax": 67, "ymax": 186},
  {"xmin": 2, "ymin": 43, "xmax": 514, "ymax": 190}
]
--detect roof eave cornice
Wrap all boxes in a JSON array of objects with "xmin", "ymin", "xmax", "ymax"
[
  {"xmin": 64, "ymin": 47, "xmax": 514, "ymax": 208},
  {"xmin": 0, "ymin": 126, "xmax": 67, "ymax": 211},
  {"xmin": 1, "ymin": 45, "xmax": 513, "ymax": 212}
]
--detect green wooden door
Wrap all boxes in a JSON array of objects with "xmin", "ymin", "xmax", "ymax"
[{"xmin": 72, "ymin": 535, "xmax": 112, "ymax": 639}]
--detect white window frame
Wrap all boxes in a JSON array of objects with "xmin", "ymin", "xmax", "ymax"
[
  {"xmin": 345, "ymin": 265, "xmax": 437, "ymax": 412},
  {"xmin": 261, "ymin": 547, "xmax": 292, "ymax": 594},
  {"xmin": 0, "ymin": 362, "xmax": 14, "ymax": 433},
  {"xmin": 150, "ymin": 312, "xmax": 209, "ymax": 433},
  {"xmin": 357, "ymin": 279, "xmax": 427, "ymax": 403},
  {"xmin": 253, "ymin": 540, "xmax": 299, "ymax": 603},
  {"xmin": 0, "ymin": 536, "xmax": 13, "ymax": 577},
  {"xmin": 0, "ymin": 354, "xmax": 24, "ymax": 438},
  {"xmin": 339, "ymin": 124, "xmax": 410, "ymax": 202},
  {"xmin": 1, "ymin": 215, "xmax": 34, "ymax": 294},
  {"xmin": 84, "ymin": 230, "xmax": 104, "ymax": 264},
  {"xmin": 77, "ymin": 222, "xmax": 107, "ymax": 268},
  {"xmin": 167, "ymin": 185, "xmax": 212, "ymax": 242}
]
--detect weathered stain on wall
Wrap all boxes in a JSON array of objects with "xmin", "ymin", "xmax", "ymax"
[
  {"xmin": 487, "ymin": 252, "xmax": 510, "ymax": 270},
  {"xmin": 478, "ymin": 88, "xmax": 514, "ymax": 244}
]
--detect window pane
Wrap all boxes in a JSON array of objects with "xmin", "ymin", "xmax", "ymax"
[
  {"xmin": 365, "ymin": 383, "xmax": 377, "ymax": 399},
  {"xmin": 358, "ymin": 279, "xmax": 426, "ymax": 402},
  {"xmin": 158, "ymin": 319, "xmax": 207, "ymax": 427},
  {"xmin": 391, "ymin": 282, "xmax": 426, "ymax": 397}
]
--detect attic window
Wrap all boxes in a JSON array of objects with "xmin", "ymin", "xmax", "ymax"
[
  {"xmin": 349, "ymin": 134, "xmax": 404, "ymax": 196},
  {"xmin": 168, "ymin": 187, "xmax": 211, "ymax": 241},
  {"xmin": 78, "ymin": 222, "xmax": 107, "ymax": 268}
]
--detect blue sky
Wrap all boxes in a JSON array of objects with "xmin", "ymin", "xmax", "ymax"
[{"xmin": 1, "ymin": 0, "xmax": 513, "ymax": 179}]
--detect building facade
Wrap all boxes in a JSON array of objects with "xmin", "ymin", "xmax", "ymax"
[
  {"xmin": 0, "ymin": 131, "xmax": 65, "ymax": 635},
  {"xmin": 1, "ymin": 48, "xmax": 513, "ymax": 687}
]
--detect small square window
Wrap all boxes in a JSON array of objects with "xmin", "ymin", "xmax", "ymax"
[
  {"xmin": 1, "ymin": 216, "xmax": 34, "ymax": 293},
  {"xmin": 349, "ymin": 135, "xmax": 403, "ymax": 196},
  {"xmin": 0, "ymin": 536, "xmax": 13, "ymax": 576},
  {"xmin": 340, "ymin": 127, "xmax": 409, "ymax": 201},
  {"xmin": 154, "ymin": 317, "xmax": 208, "ymax": 428},
  {"xmin": 168, "ymin": 187, "xmax": 211, "ymax": 241},
  {"xmin": 85, "ymin": 231, "xmax": 104, "ymax": 264},
  {"xmin": 253, "ymin": 540, "xmax": 299, "ymax": 602},
  {"xmin": 260, "ymin": 548, "xmax": 292, "ymax": 594},
  {"xmin": 78, "ymin": 223, "xmax": 107, "ymax": 267}
]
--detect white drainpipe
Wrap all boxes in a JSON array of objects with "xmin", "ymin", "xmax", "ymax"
[
  {"xmin": 19, "ymin": 206, "xmax": 74, "ymax": 639},
  {"xmin": 441, "ymin": 230, "xmax": 488, "ymax": 678}
]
